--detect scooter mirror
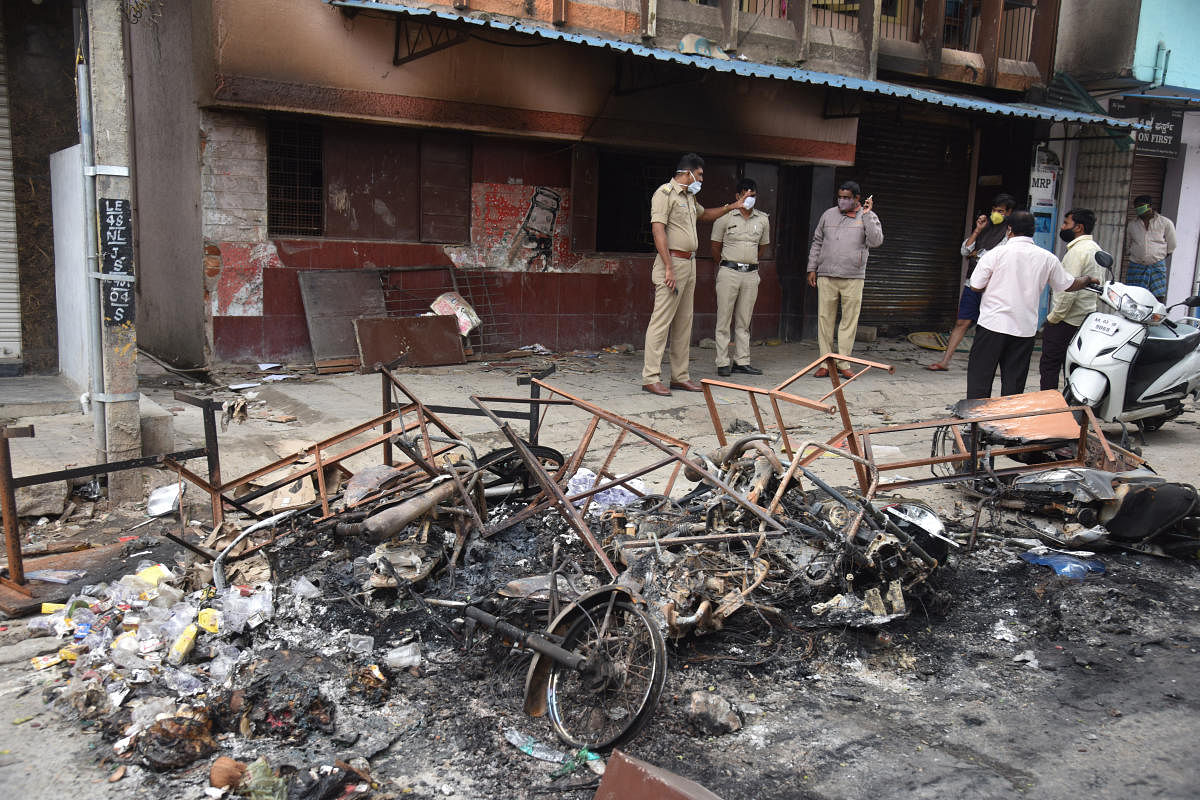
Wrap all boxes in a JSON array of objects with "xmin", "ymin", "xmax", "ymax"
[
  {"xmin": 1184, "ymin": 295, "xmax": 1200, "ymax": 308},
  {"xmin": 1094, "ymin": 251, "xmax": 1114, "ymax": 270}
]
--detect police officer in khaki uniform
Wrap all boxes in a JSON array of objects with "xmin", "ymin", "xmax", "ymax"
[
  {"xmin": 711, "ymin": 178, "xmax": 769, "ymax": 377},
  {"xmin": 642, "ymin": 153, "xmax": 744, "ymax": 396}
]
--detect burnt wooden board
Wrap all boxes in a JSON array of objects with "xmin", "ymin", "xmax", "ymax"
[
  {"xmin": 298, "ymin": 271, "xmax": 387, "ymax": 363},
  {"xmin": 354, "ymin": 315, "xmax": 465, "ymax": 369}
]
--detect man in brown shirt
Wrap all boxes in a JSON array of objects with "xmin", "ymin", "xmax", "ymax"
[{"xmin": 642, "ymin": 153, "xmax": 744, "ymax": 396}]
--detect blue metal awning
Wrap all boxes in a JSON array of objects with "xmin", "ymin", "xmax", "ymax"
[{"xmin": 330, "ymin": 0, "xmax": 1147, "ymax": 130}]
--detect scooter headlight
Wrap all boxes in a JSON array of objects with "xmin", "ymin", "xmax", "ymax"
[{"xmin": 1118, "ymin": 293, "xmax": 1154, "ymax": 322}]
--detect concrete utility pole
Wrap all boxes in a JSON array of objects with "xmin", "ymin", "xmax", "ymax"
[{"xmin": 85, "ymin": 0, "xmax": 141, "ymax": 499}]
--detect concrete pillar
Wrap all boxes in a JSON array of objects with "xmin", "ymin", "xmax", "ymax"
[{"xmin": 87, "ymin": 0, "xmax": 141, "ymax": 500}]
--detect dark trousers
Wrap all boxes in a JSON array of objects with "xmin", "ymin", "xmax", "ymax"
[
  {"xmin": 1039, "ymin": 321, "xmax": 1079, "ymax": 391},
  {"xmin": 966, "ymin": 325, "xmax": 1036, "ymax": 399}
]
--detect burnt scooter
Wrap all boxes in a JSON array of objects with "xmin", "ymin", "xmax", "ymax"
[
  {"xmin": 1007, "ymin": 466, "xmax": 1200, "ymax": 558},
  {"xmin": 1064, "ymin": 251, "xmax": 1200, "ymax": 432}
]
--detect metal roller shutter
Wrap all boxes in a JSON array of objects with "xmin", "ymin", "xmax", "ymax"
[
  {"xmin": 836, "ymin": 114, "xmax": 972, "ymax": 328},
  {"xmin": 0, "ymin": 14, "xmax": 19, "ymax": 362},
  {"xmin": 1128, "ymin": 153, "xmax": 1167, "ymax": 216}
]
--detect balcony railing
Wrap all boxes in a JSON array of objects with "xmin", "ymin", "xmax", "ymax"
[
  {"xmin": 810, "ymin": 1, "xmax": 860, "ymax": 30},
  {"xmin": 674, "ymin": 0, "xmax": 1041, "ymax": 68},
  {"xmin": 879, "ymin": 0, "xmax": 1040, "ymax": 62},
  {"xmin": 681, "ymin": 0, "xmax": 860, "ymax": 27}
]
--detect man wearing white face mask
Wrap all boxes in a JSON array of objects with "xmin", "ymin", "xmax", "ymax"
[
  {"xmin": 642, "ymin": 153, "xmax": 745, "ymax": 396},
  {"xmin": 806, "ymin": 180, "xmax": 883, "ymax": 378},
  {"xmin": 711, "ymin": 178, "xmax": 770, "ymax": 377}
]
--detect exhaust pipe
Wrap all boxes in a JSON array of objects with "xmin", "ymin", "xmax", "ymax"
[{"xmin": 337, "ymin": 478, "xmax": 459, "ymax": 540}]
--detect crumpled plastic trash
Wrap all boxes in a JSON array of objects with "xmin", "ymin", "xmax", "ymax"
[
  {"xmin": 147, "ymin": 483, "xmax": 183, "ymax": 517},
  {"xmin": 344, "ymin": 633, "xmax": 374, "ymax": 655},
  {"xmin": 291, "ymin": 575, "xmax": 321, "ymax": 599},
  {"xmin": 566, "ymin": 468, "xmax": 646, "ymax": 511},
  {"xmin": 220, "ymin": 585, "xmax": 274, "ymax": 633},
  {"xmin": 384, "ymin": 643, "xmax": 421, "ymax": 670},
  {"xmin": 1019, "ymin": 549, "xmax": 1105, "ymax": 579}
]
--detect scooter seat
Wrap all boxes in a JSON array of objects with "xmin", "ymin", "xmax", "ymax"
[{"xmin": 1141, "ymin": 323, "xmax": 1200, "ymax": 364}]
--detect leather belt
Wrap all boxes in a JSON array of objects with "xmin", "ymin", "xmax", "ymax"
[
  {"xmin": 720, "ymin": 260, "xmax": 758, "ymax": 272},
  {"xmin": 669, "ymin": 249, "xmax": 694, "ymax": 259}
]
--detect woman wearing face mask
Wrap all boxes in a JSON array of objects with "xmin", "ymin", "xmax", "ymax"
[{"xmin": 927, "ymin": 192, "xmax": 1016, "ymax": 372}]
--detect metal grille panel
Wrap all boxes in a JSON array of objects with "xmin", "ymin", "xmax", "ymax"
[{"xmin": 268, "ymin": 121, "xmax": 323, "ymax": 237}]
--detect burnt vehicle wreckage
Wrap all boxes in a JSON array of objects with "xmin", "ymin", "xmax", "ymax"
[{"xmin": 2, "ymin": 354, "xmax": 1198, "ymax": 794}]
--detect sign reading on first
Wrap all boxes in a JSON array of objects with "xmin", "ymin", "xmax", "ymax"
[
  {"xmin": 99, "ymin": 197, "xmax": 134, "ymax": 326},
  {"xmin": 1110, "ymin": 98, "xmax": 1183, "ymax": 159}
]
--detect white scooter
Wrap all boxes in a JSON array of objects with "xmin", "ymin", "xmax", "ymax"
[{"xmin": 1065, "ymin": 251, "xmax": 1200, "ymax": 431}]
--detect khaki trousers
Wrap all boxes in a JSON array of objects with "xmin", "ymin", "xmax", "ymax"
[
  {"xmin": 816, "ymin": 276, "xmax": 863, "ymax": 370},
  {"xmin": 642, "ymin": 255, "xmax": 696, "ymax": 384},
  {"xmin": 714, "ymin": 266, "xmax": 760, "ymax": 367}
]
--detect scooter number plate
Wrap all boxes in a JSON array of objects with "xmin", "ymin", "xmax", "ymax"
[{"xmin": 1088, "ymin": 317, "xmax": 1119, "ymax": 336}]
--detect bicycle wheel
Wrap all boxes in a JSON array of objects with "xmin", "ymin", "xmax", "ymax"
[
  {"xmin": 545, "ymin": 600, "xmax": 666, "ymax": 751},
  {"xmin": 476, "ymin": 444, "xmax": 565, "ymax": 500}
]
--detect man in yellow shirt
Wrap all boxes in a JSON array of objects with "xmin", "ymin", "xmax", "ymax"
[
  {"xmin": 642, "ymin": 154, "xmax": 744, "ymax": 396},
  {"xmin": 1040, "ymin": 208, "xmax": 1105, "ymax": 391}
]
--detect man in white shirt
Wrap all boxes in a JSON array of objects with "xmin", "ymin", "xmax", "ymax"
[
  {"xmin": 966, "ymin": 211, "xmax": 1100, "ymax": 399},
  {"xmin": 1125, "ymin": 194, "xmax": 1176, "ymax": 302}
]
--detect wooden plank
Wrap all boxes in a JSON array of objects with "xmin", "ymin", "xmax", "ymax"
[
  {"xmin": 298, "ymin": 270, "xmax": 387, "ymax": 363},
  {"xmin": 354, "ymin": 315, "xmax": 465, "ymax": 369},
  {"xmin": 316, "ymin": 357, "xmax": 360, "ymax": 374}
]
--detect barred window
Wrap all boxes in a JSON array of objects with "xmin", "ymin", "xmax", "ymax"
[{"xmin": 268, "ymin": 121, "xmax": 324, "ymax": 237}]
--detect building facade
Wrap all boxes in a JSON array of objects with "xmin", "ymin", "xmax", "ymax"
[{"xmin": 123, "ymin": 0, "xmax": 1135, "ymax": 367}]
